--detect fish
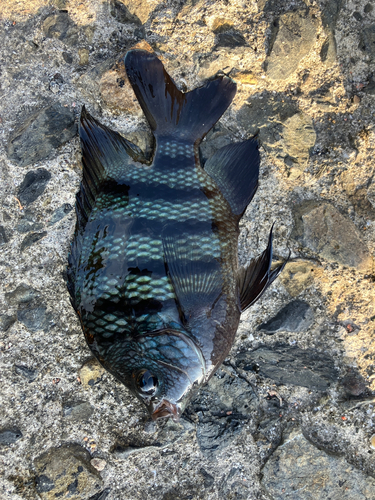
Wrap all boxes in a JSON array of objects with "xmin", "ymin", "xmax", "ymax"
[{"xmin": 67, "ymin": 48, "xmax": 286, "ymax": 422}]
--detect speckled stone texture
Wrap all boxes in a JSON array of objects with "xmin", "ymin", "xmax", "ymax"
[{"xmin": 1, "ymin": 1, "xmax": 375, "ymax": 499}]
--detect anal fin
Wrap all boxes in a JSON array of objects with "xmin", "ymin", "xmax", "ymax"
[{"xmin": 238, "ymin": 226, "xmax": 287, "ymax": 312}]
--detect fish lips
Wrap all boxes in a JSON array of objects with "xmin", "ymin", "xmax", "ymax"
[{"xmin": 151, "ymin": 399, "xmax": 181, "ymax": 422}]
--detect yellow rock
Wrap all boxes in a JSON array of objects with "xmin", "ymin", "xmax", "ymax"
[
  {"xmin": 370, "ymin": 435, "xmax": 375, "ymax": 450},
  {"xmin": 234, "ymin": 73, "xmax": 258, "ymax": 85},
  {"xmin": 78, "ymin": 48, "xmax": 89, "ymax": 66},
  {"xmin": 279, "ymin": 261, "xmax": 316, "ymax": 297},
  {"xmin": 0, "ymin": 0, "xmax": 48, "ymax": 21},
  {"xmin": 79, "ymin": 358, "xmax": 105, "ymax": 388}
]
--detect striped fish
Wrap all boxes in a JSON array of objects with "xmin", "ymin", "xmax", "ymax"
[{"xmin": 67, "ymin": 48, "xmax": 285, "ymax": 421}]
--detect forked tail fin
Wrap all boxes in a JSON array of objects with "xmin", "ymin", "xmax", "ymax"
[{"xmin": 125, "ymin": 49, "xmax": 237, "ymax": 143}]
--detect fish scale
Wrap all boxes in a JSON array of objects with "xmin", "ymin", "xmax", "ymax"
[{"xmin": 67, "ymin": 48, "xmax": 286, "ymax": 421}]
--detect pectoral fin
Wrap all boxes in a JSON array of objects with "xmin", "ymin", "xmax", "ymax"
[{"xmin": 238, "ymin": 226, "xmax": 287, "ymax": 312}]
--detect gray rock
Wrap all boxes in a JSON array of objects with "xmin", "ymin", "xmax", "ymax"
[
  {"xmin": 0, "ymin": 314, "xmax": 17, "ymax": 332},
  {"xmin": 291, "ymin": 201, "xmax": 371, "ymax": 270},
  {"xmin": 8, "ymin": 104, "xmax": 77, "ymax": 167},
  {"xmin": 42, "ymin": 12, "xmax": 79, "ymax": 46},
  {"xmin": 17, "ymin": 169, "xmax": 51, "ymax": 205},
  {"xmin": 216, "ymin": 31, "xmax": 247, "ymax": 48},
  {"xmin": 20, "ymin": 231, "xmax": 47, "ymax": 252},
  {"xmin": 5, "ymin": 283, "xmax": 39, "ymax": 305},
  {"xmin": 34, "ymin": 443, "xmax": 103, "ymax": 500},
  {"xmin": 0, "ymin": 225, "xmax": 9, "ymax": 245},
  {"xmin": 17, "ymin": 307, "xmax": 50, "ymax": 332},
  {"xmin": 236, "ymin": 346, "xmax": 337, "ymax": 391},
  {"xmin": 109, "ymin": 0, "xmax": 141, "ymax": 24},
  {"xmin": 0, "ymin": 428, "xmax": 22, "ymax": 445},
  {"xmin": 262, "ymin": 430, "xmax": 375, "ymax": 499},
  {"xmin": 321, "ymin": 0, "xmax": 344, "ymax": 29},
  {"xmin": 258, "ymin": 300, "xmax": 314, "ymax": 334},
  {"xmin": 359, "ymin": 25, "xmax": 375, "ymax": 61},
  {"xmin": 265, "ymin": 10, "xmax": 317, "ymax": 80},
  {"xmin": 63, "ymin": 401, "xmax": 94, "ymax": 422},
  {"xmin": 14, "ymin": 364, "xmax": 38, "ymax": 382},
  {"xmin": 48, "ymin": 203, "xmax": 73, "ymax": 226}
]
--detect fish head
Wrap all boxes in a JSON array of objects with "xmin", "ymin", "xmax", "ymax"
[{"xmin": 123, "ymin": 329, "xmax": 206, "ymax": 421}]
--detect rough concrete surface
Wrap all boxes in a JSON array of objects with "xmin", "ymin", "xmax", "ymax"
[{"xmin": 1, "ymin": 0, "xmax": 375, "ymax": 499}]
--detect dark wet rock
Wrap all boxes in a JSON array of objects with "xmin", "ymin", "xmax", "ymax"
[
  {"xmin": 14, "ymin": 364, "xmax": 38, "ymax": 382},
  {"xmin": 265, "ymin": 10, "xmax": 316, "ymax": 80},
  {"xmin": 62, "ymin": 51, "xmax": 73, "ymax": 64},
  {"xmin": 0, "ymin": 225, "xmax": 9, "ymax": 245},
  {"xmin": 63, "ymin": 401, "xmax": 94, "ymax": 422},
  {"xmin": 193, "ymin": 367, "xmax": 258, "ymax": 457},
  {"xmin": 34, "ymin": 443, "xmax": 102, "ymax": 500},
  {"xmin": 291, "ymin": 201, "xmax": 371, "ymax": 270},
  {"xmin": 89, "ymin": 488, "xmax": 111, "ymax": 500},
  {"xmin": 8, "ymin": 104, "xmax": 77, "ymax": 167},
  {"xmin": 262, "ymin": 430, "xmax": 375, "ymax": 499},
  {"xmin": 17, "ymin": 307, "xmax": 50, "ymax": 332},
  {"xmin": 109, "ymin": 0, "xmax": 141, "ymax": 24},
  {"xmin": 42, "ymin": 12, "xmax": 79, "ymax": 46},
  {"xmin": 5, "ymin": 283, "xmax": 39, "ymax": 305},
  {"xmin": 20, "ymin": 231, "xmax": 47, "ymax": 252},
  {"xmin": 0, "ymin": 428, "xmax": 23, "ymax": 445},
  {"xmin": 237, "ymin": 91, "xmax": 298, "ymax": 151},
  {"xmin": 258, "ymin": 300, "xmax": 314, "ymax": 334},
  {"xmin": 359, "ymin": 25, "xmax": 375, "ymax": 61},
  {"xmin": 236, "ymin": 346, "xmax": 338, "ymax": 391},
  {"xmin": 17, "ymin": 168, "xmax": 51, "ymax": 205},
  {"xmin": 48, "ymin": 203, "xmax": 73, "ymax": 226},
  {"xmin": 199, "ymin": 468, "xmax": 214, "ymax": 488},
  {"xmin": 216, "ymin": 31, "xmax": 246, "ymax": 48},
  {"xmin": 0, "ymin": 314, "xmax": 17, "ymax": 332}
]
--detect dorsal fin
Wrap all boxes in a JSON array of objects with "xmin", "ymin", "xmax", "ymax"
[
  {"xmin": 125, "ymin": 49, "xmax": 237, "ymax": 143},
  {"xmin": 204, "ymin": 137, "xmax": 259, "ymax": 216}
]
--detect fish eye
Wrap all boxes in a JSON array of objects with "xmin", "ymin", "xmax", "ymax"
[{"xmin": 136, "ymin": 370, "xmax": 159, "ymax": 397}]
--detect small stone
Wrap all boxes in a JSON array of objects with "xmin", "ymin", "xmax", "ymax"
[
  {"xmin": 0, "ymin": 226, "xmax": 8, "ymax": 245},
  {"xmin": 262, "ymin": 430, "xmax": 375, "ymax": 498},
  {"xmin": 20, "ymin": 231, "xmax": 47, "ymax": 252},
  {"xmin": 5, "ymin": 283, "xmax": 38, "ymax": 305},
  {"xmin": 292, "ymin": 202, "xmax": 371, "ymax": 270},
  {"xmin": 320, "ymin": 33, "xmax": 337, "ymax": 65},
  {"xmin": 258, "ymin": 300, "xmax": 314, "ymax": 334},
  {"xmin": 341, "ymin": 373, "xmax": 367, "ymax": 396},
  {"xmin": 0, "ymin": 428, "xmax": 22, "ymax": 445},
  {"xmin": 278, "ymin": 261, "xmax": 316, "ymax": 297},
  {"xmin": 233, "ymin": 72, "xmax": 257, "ymax": 85},
  {"xmin": 265, "ymin": 10, "xmax": 317, "ymax": 80},
  {"xmin": 8, "ymin": 104, "xmax": 77, "ymax": 167},
  {"xmin": 110, "ymin": 0, "xmax": 141, "ymax": 24},
  {"xmin": 42, "ymin": 12, "xmax": 79, "ymax": 46},
  {"xmin": 216, "ymin": 31, "xmax": 246, "ymax": 48},
  {"xmin": 14, "ymin": 364, "xmax": 38, "ymax": 382},
  {"xmin": 79, "ymin": 48, "xmax": 89, "ymax": 66},
  {"xmin": 17, "ymin": 307, "xmax": 50, "ymax": 332},
  {"xmin": 0, "ymin": 314, "xmax": 17, "ymax": 332},
  {"xmin": 34, "ymin": 443, "xmax": 102, "ymax": 500},
  {"xmin": 79, "ymin": 358, "xmax": 106, "ymax": 388},
  {"xmin": 18, "ymin": 168, "xmax": 51, "ymax": 206},
  {"xmin": 370, "ymin": 434, "xmax": 375, "ymax": 450},
  {"xmin": 353, "ymin": 95, "xmax": 361, "ymax": 104},
  {"xmin": 90, "ymin": 458, "xmax": 106, "ymax": 471},
  {"xmin": 62, "ymin": 51, "xmax": 73, "ymax": 64},
  {"xmin": 283, "ymin": 113, "xmax": 316, "ymax": 165},
  {"xmin": 211, "ymin": 18, "xmax": 234, "ymax": 34},
  {"xmin": 63, "ymin": 401, "xmax": 94, "ymax": 422},
  {"xmin": 199, "ymin": 468, "xmax": 215, "ymax": 488},
  {"xmin": 48, "ymin": 203, "xmax": 73, "ymax": 226}
]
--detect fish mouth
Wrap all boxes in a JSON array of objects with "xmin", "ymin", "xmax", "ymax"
[{"xmin": 151, "ymin": 399, "xmax": 181, "ymax": 422}]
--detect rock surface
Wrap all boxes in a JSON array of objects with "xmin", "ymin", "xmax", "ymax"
[{"xmin": 1, "ymin": 1, "xmax": 375, "ymax": 499}]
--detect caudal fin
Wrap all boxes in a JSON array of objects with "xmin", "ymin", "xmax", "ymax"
[{"xmin": 125, "ymin": 49, "xmax": 237, "ymax": 143}]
